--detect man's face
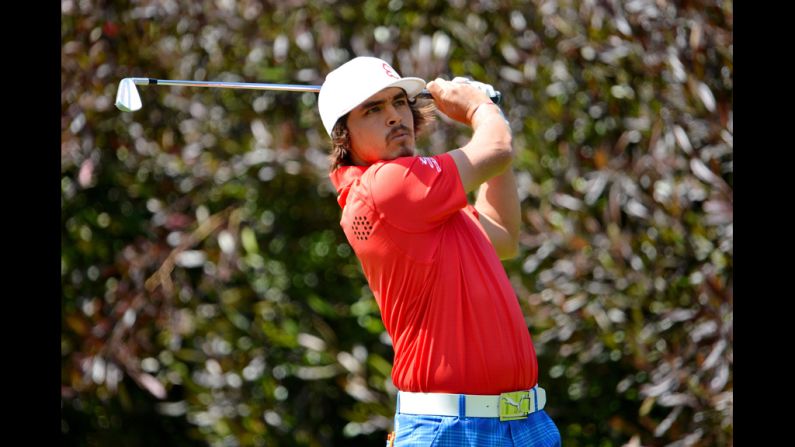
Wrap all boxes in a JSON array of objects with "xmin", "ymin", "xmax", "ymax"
[{"xmin": 346, "ymin": 87, "xmax": 415, "ymax": 165}]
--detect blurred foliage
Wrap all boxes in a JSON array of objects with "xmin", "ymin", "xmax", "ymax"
[{"xmin": 62, "ymin": 0, "xmax": 732, "ymax": 446}]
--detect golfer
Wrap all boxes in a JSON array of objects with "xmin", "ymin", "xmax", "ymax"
[{"xmin": 318, "ymin": 56, "xmax": 561, "ymax": 446}]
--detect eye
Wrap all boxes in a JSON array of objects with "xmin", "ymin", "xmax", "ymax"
[
  {"xmin": 394, "ymin": 98, "xmax": 408, "ymax": 107},
  {"xmin": 365, "ymin": 105, "xmax": 381, "ymax": 115}
]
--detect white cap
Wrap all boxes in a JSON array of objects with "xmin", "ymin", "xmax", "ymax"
[{"xmin": 318, "ymin": 56, "xmax": 426, "ymax": 136}]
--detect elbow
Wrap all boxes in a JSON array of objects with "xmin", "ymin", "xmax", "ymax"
[
  {"xmin": 469, "ymin": 121, "xmax": 514, "ymax": 174},
  {"xmin": 490, "ymin": 135, "xmax": 514, "ymax": 172},
  {"xmin": 497, "ymin": 241, "xmax": 520, "ymax": 260},
  {"xmin": 495, "ymin": 130, "xmax": 513, "ymax": 156},
  {"xmin": 495, "ymin": 230, "xmax": 520, "ymax": 260}
]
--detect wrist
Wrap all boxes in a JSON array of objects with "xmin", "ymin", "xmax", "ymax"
[{"xmin": 468, "ymin": 102, "xmax": 503, "ymax": 126}]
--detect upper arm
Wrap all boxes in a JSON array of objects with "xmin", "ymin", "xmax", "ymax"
[
  {"xmin": 370, "ymin": 155, "xmax": 467, "ymax": 231},
  {"xmin": 476, "ymin": 204, "xmax": 519, "ymax": 260}
]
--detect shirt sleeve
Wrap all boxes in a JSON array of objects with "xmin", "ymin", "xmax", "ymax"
[{"xmin": 369, "ymin": 153, "xmax": 467, "ymax": 232}]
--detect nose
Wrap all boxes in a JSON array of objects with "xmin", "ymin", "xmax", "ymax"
[{"xmin": 386, "ymin": 105, "xmax": 401, "ymax": 127}]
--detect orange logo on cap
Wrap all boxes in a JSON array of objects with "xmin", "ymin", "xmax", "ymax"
[{"xmin": 382, "ymin": 63, "xmax": 400, "ymax": 80}]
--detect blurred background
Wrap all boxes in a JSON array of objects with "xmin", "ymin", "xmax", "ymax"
[{"xmin": 61, "ymin": 0, "xmax": 733, "ymax": 446}]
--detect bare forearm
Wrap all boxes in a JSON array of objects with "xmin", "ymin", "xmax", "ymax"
[{"xmin": 465, "ymin": 104, "xmax": 513, "ymax": 182}]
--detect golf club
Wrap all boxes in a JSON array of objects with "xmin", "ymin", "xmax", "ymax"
[{"xmin": 115, "ymin": 77, "xmax": 501, "ymax": 112}]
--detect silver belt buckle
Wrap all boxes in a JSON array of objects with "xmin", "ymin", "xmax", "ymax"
[{"xmin": 499, "ymin": 391, "xmax": 530, "ymax": 421}]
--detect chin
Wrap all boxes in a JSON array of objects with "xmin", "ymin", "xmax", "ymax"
[{"xmin": 398, "ymin": 146, "xmax": 415, "ymax": 158}]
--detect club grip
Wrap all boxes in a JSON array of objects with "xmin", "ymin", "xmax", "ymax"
[{"xmin": 415, "ymin": 89, "xmax": 502, "ymax": 105}]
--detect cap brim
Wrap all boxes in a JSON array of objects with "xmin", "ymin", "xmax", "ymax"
[
  {"xmin": 388, "ymin": 77, "xmax": 426, "ymax": 99},
  {"xmin": 332, "ymin": 76, "xmax": 426, "ymax": 126}
]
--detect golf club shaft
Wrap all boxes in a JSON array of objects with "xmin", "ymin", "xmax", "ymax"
[
  {"xmin": 125, "ymin": 78, "xmax": 496, "ymax": 102},
  {"xmin": 128, "ymin": 77, "xmax": 322, "ymax": 93}
]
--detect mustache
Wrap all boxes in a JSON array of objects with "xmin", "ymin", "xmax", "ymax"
[{"xmin": 386, "ymin": 125, "xmax": 411, "ymax": 142}]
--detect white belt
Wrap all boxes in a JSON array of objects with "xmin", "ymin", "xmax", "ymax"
[{"xmin": 397, "ymin": 386, "xmax": 546, "ymax": 420}]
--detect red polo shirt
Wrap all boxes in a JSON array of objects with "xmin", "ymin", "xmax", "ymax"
[{"xmin": 329, "ymin": 153, "xmax": 537, "ymax": 394}]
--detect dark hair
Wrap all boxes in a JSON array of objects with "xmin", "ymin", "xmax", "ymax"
[{"xmin": 329, "ymin": 98, "xmax": 436, "ymax": 172}]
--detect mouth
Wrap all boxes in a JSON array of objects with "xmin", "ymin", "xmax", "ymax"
[{"xmin": 387, "ymin": 128, "xmax": 410, "ymax": 143}]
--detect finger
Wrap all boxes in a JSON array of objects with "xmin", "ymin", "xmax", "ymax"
[
  {"xmin": 470, "ymin": 80, "xmax": 495, "ymax": 97},
  {"xmin": 426, "ymin": 78, "xmax": 440, "ymax": 91}
]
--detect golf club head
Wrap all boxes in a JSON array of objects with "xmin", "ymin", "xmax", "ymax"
[{"xmin": 115, "ymin": 78, "xmax": 142, "ymax": 112}]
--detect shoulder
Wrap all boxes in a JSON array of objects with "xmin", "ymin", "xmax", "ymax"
[{"xmin": 369, "ymin": 154, "xmax": 452, "ymax": 182}]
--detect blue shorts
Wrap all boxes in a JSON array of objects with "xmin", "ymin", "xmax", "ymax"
[{"xmin": 390, "ymin": 410, "xmax": 561, "ymax": 446}]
